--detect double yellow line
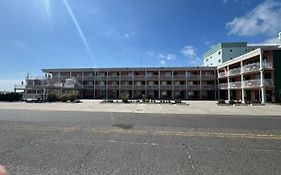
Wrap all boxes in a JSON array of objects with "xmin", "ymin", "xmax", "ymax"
[{"xmin": 3, "ymin": 125, "xmax": 281, "ymax": 140}]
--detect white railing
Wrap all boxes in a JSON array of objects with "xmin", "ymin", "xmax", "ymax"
[
  {"xmin": 219, "ymin": 83, "xmax": 228, "ymax": 89},
  {"xmin": 262, "ymin": 62, "xmax": 273, "ymax": 69},
  {"xmin": 242, "ymin": 63, "xmax": 260, "ymax": 73},
  {"xmin": 218, "ymin": 72, "xmax": 226, "ymax": 78},
  {"xmin": 229, "ymin": 81, "xmax": 241, "ymax": 89},
  {"xmin": 228, "ymin": 68, "xmax": 241, "ymax": 76},
  {"xmin": 242, "ymin": 79, "xmax": 261, "ymax": 88}
]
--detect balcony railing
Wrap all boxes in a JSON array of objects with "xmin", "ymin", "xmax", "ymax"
[
  {"xmin": 174, "ymin": 85, "xmax": 186, "ymax": 90},
  {"xmin": 229, "ymin": 81, "xmax": 241, "ymax": 89},
  {"xmin": 263, "ymin": 79, "xmax": 273, "ymax": 86},
  {"xmin": 201, "ymin": 75, "xmax": 216, "ymax": 79},
  {"xmin": 201, "ymin": 85, "xmax": 215, "ymax": 90},
  {"xmin": 134, "ymin": 85, "xmax": 146, "ymax": 90},
  {"xmin": 121, "ymin": 75, "xmax": 133, "ymax": 80},
  {"xmin": 262, "ymin": 62, "xmax": 273, "ymax": 69},
  {"xmin": 218, "ymin": 72, "xmax": 227, "ymax": 78},
  {"xmin": 134, "ymin": 75, "xmax": 146, "ymax": 80},
  {"xmin": 228, "ymin": 68, "xmax": 241, "ymax": 76},
  {"xmin": 174, "ymin": 75, "xmax": 186, "ymax": 80},
  {"xmin": 83, "ymin": 76, "xmax": 95, "ymax": 80},
  {"xmin": 146, "ymin": 75, "xmax": 159, "ymax": 80},
  {"xmin": 187, "ymin": 85, "xmax": 200, "ymax": 90},
  {"xmin": 147, "ymin": 85, "xmax": 159, "ymax": 90},
  {"xmin": 187, "ymin": 75, "xmax": 200, "ymax": 79},
  {"xmin": 108, "ymin": 85, "xmax": 119, "ymax": 90},
  {"xmin": 160, "ymin": 75, "xmax": 173, "ymax": 80},
  {"xmin": 108, "ymin": 75, "xmax": 119, "ymax": 80},
  {"xmin": 219, "ymin": 83, "xmax": 228, "ymax": 89},
  {"xmin": 120, "ymin": 85, "xmax": 132, "ymax": 90},
  {"xmin": 160, "ymin": 85, "xmax": 173, "ymax": 90},
  {"xmin": 83, "ymin": 85, "xmax": 95, "ymax": 89},
  {"xmin": 95, "ymin": 76, "xmax": 107, "ymax": 81},
  {"xmin": 242, "ymin": 63, "xmax": 260, "ymax": 73}
]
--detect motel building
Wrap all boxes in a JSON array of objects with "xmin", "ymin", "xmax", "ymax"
[
  {"xmin": 17, "ymin": 67, "xmax": 218, "ymax": 100},
  {"xmin": 217, "ymin": 48, "xmax": 281, "ymax": 104}
]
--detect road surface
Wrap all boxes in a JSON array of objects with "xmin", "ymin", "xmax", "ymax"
[{"xmin": 0, "ymin": 109, "xmax": 280, "ymax": 175}]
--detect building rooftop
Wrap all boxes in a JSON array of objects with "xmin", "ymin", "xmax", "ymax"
[{"xmin": 203, "ymin": 42, "xmax": 247, "ymax": 58}]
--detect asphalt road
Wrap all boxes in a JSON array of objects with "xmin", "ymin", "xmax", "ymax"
[{"xmin": 0, "ymin": 110, "xmax": 281, "ymax": 175}]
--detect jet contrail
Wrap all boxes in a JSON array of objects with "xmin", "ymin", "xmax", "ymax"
[
  {"xmin": 61, "ymin": 0, "xmax": 95, "ymax": 65},
  {"xmin": 45, "ymin": 0, "xmax": 52, "ymax": 25}
]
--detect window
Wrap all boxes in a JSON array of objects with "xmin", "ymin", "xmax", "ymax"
[
  {"xmin": 230, "ymin": 58, "xmax": 232, "ymax": 60},
  {"xmin": 205, "ymin": 58, "xmax": 209, "ymax": 62},
  {"xmin": 218, "ymin": 59, "xmax": 221, "ymax": 63},
  {"xmin": 218, "ymin": 51, "xmax": 221, "ymax": 55},
  {"xmin": 245, "ymin": 49, "xmax": 248, "ymax": 52},
  {"xmin": 230, "ymin": 49, "xmax": 232, "ymax": 52}
]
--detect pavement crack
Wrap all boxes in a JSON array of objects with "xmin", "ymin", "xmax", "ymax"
[
  {"xmin": 182, "ymin": 143, "xmax": 200, "ymax": 175},
  {"xmin": 75, "ymin": 150, "xmax": 91, "ymax": 173}
]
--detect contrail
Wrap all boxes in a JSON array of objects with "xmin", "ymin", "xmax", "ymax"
[
  {"xmin": 45, "ymin": 0, "xmax": 52, "ymax": 25},
  {"xmin": 61, "ymin": 0, "xmax": 95, "ymax": 66}
]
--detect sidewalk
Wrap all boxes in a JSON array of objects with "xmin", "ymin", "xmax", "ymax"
[{"xmin": 0, "ymin": 100, "xmax": 280, "ymax": 116}]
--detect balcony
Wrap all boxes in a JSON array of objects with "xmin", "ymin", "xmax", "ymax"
[
  {"xmin": 201, "ymin": 75, "xmax": 216, "ymax": 80},
  {"xmin": 263, "ymin": 79, "xmax": 274, "ymax": 86},
  {"xmin": 121, "ymin": 75, "xmax": 133, "ymax": 80},
  {"xmin": 121, "ymin": 85, "xmax": 132, "ymax": 90},
  {"xmin": 160, "ymin": 75, "xmax": 173, "ymax": 80},
  {"xmin": 108, "ymin": 85, "xmax": 119, "ymax": 90},
  {"xmin": 242, "ymin": 79, "xmax": 260, "ymax": 88},
  {"xmin": 95, "ymin": 76, "xmax": 107, "ymax": 81},
  {"xmin": 201, "ymin": 85, "xmax": 216, "ymax": 90},
  {"xmin": 174, "ymin": 85, "xmax": 186, "ymax": 90},
  {"xmin": 218, "ymin": 72, "xmax": 227, "ymax": 78},
  {"xmin": 133, "ymin": 85, "xmax": 145, "ymax": 90},
  {"xmin": 229, "ymin": 81, "xmax": 241, "ymax": 89},
  {"xmin": 262, "ymin": 62, "xmax": 273, "ymax": 69},
  {"xmin": 228, "ymin": 68, "xmax": 241, "ymax": 76},
  {"xmin": 219, "ymin": 83, "xmax": 228, "ymax": 89},
  {"xmin": 242, "ymin": 63, "xmax": 260, "ymax": 73},
  {"xmin": 108, "ymin": 75, "xmax": 119, "ymax": 80},
  {"xmin": 174, "ymin": 75, "xmax": 186, "ymax": 80},
  {"xmin": 146, "ymin": 75, "xmax": 159, "ymax": 80},
  {"xmin": 187, "ymin": 75, "xmax": 200, "ymax": 80},
  {"xmin": 147, "ymin": 85, "xmax": 159, "ymax": 90},
  {"xmin": 160, "ymin": 85, "xmax": 173, "ymax": 90},
  {"xmin": 187, "ymin": 85, "xmax": 200, "ymax": 90},
  {"xmin": 95, "ymin": 85, "xmax": 107, "ymax": 89},
  {"xmin": 83, "ymin": 85, "xmax": 95, "ymax": 89},
  {"xmin": 83, "ymin": 76, "xmax": 95, "ymax": 80},
  {"xmin": 134, "ymin": 75, "xmax": 146, "ymax": 80}
]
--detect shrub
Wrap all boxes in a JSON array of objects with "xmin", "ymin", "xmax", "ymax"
[
  {"xmin": 61, "ymin": 94, "xmax": 69, "ymax": 102},
  {"xmin": 175, "ymin": 99, "xmax": 182, "ymax": 104},
  {"xmin": 0, "ymin": 92, "xmax": 22, "ymax": 102},
  {"xmin": 217, "ymin": 100, "xmax": 226, "ymax": 104},
  {"xmin": 229, "ymin": 100, "xmax": 235, "ymax": 105},
  {"xmin": 46, "ymin": 94, "xmax": 60, "ymax": 102},
  {"xmin": 68, "ymin": 93, "xmax": 79, "ymax": 102},
  {"xmin": 121, "ymin": 94, "xmax": 129, "ymax": 103}
]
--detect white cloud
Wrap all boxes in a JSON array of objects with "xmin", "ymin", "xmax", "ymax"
[
  {"xmin": 181, "ymin": 46, "xmax": 196, "ymax": 57},
  {"xmin": 226, "ymin": 0, "xmax": 281, "ymax": 36},
  {"xmin": 181, "ymin": 45, "xmax": 202, "ymax": 66},
  {"xmin": 155, "ymin": 53, "xmax": 177, "ymax": 65},
  {"xmin": 124, "ymin": 31, "xmax": 136, "ymax": 39}
]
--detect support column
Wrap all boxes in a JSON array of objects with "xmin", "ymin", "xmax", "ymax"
[
  {"xmin": 240, "ymin": 61, "xmax": 245, "ymax": 103},
  {"xmin": 260, "ymin": 52, "xmax": 265, "ymax": 104},
  {"xmin": 132, "ymin": 70, "xmax": 134, "ymax": 99},
  {"xmin": 185, "ymin": 70, "xmax": 188, "ymax": 100},
  {"xmin": 158, "ymin": 70, "xmax": 161, "ymax": 99},
  {"xmin": 199, "ymin": 70, "xmax": 202, "ymax": 100},
  {"xmin": 93, "ymin": 71, "xmax": 96, "ymax": 99},
  {"xmin": 119, "ymin": 71, "xmax": 121, "ymax": 99},
  {"xmin": 172, "ymin": 70, "xmax": 174, "ymax": 99},
  {"xmin": 227, "ymin": 66, "xmax": 231, "ymax": 101},
  {"xmin": 106, "ymin": 71, "xmax": 108, "ymax": 99},
  {"xmin": 145, "ymin": 70, "xmax": 147, "ymax": 97}
]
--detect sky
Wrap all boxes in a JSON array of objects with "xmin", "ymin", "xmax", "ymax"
[{"xmin": 0, "ymin": 0, "xmax": 281, "ymax": 91}]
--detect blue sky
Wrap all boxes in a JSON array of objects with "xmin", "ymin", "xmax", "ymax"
[{"xmin": 0, "ymin": 0, "xmax": 281, "ymax": 90}]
